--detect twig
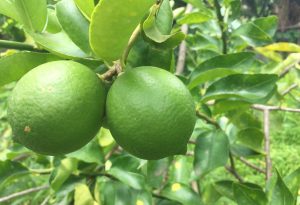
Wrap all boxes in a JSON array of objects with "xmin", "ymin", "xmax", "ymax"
[
  {"xmin": 0, "ymin": 185, "xmax": 49, "ymax": 203},
  {"xmin": 186, "ymin": 151, "xmax": 194, "ymax": 157},
  {"xmin": 104, "ymin": 145, "xmax": 120, "ymax": 161},
  {"xmin": 263, "ymin": 109, "xmax": 272, "ymax": 181},
  {"xmin": 40, "ymin": 195, "xmax": 51, "ymax": 205},
  {"xmin": 279, "ymin": 64, "xmax": 295, "ymax": 78},
  {"xmin": 278, "ymin": 23, "xmax": 300, "ymax": 31},
  {"xmin": 12, "ymin": 153, "xmax": 31, "ymax": 162},
  {"xmin": 188, "ymin": 140, "xmax": 196, "ymax": 145},
  {"xmin": 196, "ymin": 110, "xmax": 243, "ymax": 182},
  {"xmin": 281, "ymin": 84, "xmax": 298, "ymax": 96},
  {"xmin": 175, "ymin": 4, "xmax": 193, "ymax": 75},
  {"xmin": 238, "ymin": 157, "xmax": 266, "ymax": 174},
  {"xmin": 277, "ymin": 53, "xmax": 300, "ymax": 78},
  {"xmin": 228, "ymin": 153, "xmax": 243, "ymax": 182},
  {"xmin": 252, "ymin": 104, "xmax": 300, "ymax": 113},
  {"xmin": 99, "ymin": 61, "xmax": 122, "ymax": 81},
  {"xmin": 0, "ymin": 40, "xmax": 46, "ymax": 52},
  {"xmin": 120, "ymin": 25, "xmax": 141, "ymax": 70},
  {"xmin": 214, "ymin": 0, "xmax": 227, "ymax": 54},
  {"xmin": 196, "ymin": 110, "xmax": 221, "ymax": 129}
]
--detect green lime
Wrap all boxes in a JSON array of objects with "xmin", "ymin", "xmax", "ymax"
[
  {"xmin": 106, "ymin": 67, "xmax": 196, "ymax": 160},
  {"xmin": 8, "ymin": 61, "xmax": 106, "ymax": 155}
]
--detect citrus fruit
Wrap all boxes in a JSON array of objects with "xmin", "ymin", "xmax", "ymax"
[
  {"xmin": 8, "ymin": 60, "xmax": 106, "ymax": 155},
  {"xmin": 106, "ymin": 67, "xmax": 196, "ymax": 160}
]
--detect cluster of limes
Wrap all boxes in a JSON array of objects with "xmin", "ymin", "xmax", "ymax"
[{"xmin": 8, "ymin": 61, "xmax": 196, "ymax": 160}]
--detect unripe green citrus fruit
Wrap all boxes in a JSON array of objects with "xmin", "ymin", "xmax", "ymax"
[
  {"xmin": 106, "ymin": 67, "xmax": 196, "ymax": 160},
  {"xmin": 8, "ymin": 61, "xmax": 106, "ymax": 155}
]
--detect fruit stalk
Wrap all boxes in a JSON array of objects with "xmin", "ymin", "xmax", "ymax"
[{"xmin": 120, "ymin": 24, "xmax": 141, "ymax": 69}]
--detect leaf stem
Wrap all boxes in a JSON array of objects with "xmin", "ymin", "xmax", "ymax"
[
  {"xmin": 120, "ymin": 24, "xmax": 141, "ymax": 70},
  {"xmin": 0, "ymin": 40, "xmax": 46, "ymax": 52},
  {"xmin": 213, "ymin": 0, "xmax": 227, "ymax": 54}
]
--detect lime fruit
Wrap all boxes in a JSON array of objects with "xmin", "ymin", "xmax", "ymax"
[
  {"xmin": 106, "ymin": 67, "xmax": 196, "ymax": 160},
  {"xmin": 8, "ymin": 61, "xmax": 106, "ymax": 155}
]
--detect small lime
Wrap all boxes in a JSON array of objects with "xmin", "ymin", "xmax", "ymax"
[
  {"xmin": 8, "ymin": 61, "xmax": 106, "ymax": 155},
  {"xmin": 106, "ymin": 67, "xmax": 196, "ymax": 160}
]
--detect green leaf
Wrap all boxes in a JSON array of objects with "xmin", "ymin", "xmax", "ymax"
[
  {"xmin": 284, "ymin": 167, "xmax": 300, "ymax": 199},
  {"xmin": 214, "ymin": 180, "xmax": 235, "ymax": 200},
  {"xmin": 90, "ymin": 0, "xmax": 155, "ymax": 62},
  {"xmin": 127, "ymin": 35, "xmax": 174, "ymax": 71},
  {"xmin": 194, "ymin": 130, "xmax": 229, "ymax": 177},
  {"xmin": 56, "ymin": 0, "xmax": 92, "ymax": 54},
  {"xmin": 270, "ymin": 170, "xmax": 295, "ymax": 205},
  {"xmin": 202, "ymin": 183, "xmax": 222, "ymax": 204},
  {"xmin": 188, "ymin": 52, "xmax": 256, "ymax": 89},
  {"xmin": 232, "ymin": 16, "xmax": 278, "ymax": 47},
  {"xmin": 236, "ymin": 128, "xmax": 264, "ymax": 153},
  {"xmin": 107, "ymin": 168, "xmax": 146, "ymax": 190},
  {"xmin": 213, "ymin": 100, "xmax": 250, "ymax": 114},
  {"xmin": 46, "ymin": 8, "xmax": 62, "ymax": 33},
  {"xmin": 0, "ymin": 0, "xmax": 20, "ymax": 22},
  {"xmin": 170, "ymin": 156, "xmax": 192, "ymax": 185},
  {"xmin": 14, "ymin": 0, "xmax": 47, "ymax": 32},
  {"xmin": 74, "ymin": 0, "xmax": 95, "ymax": 20},
  {"xmin": 156, "ymin": 0, "xmax": 173, "ymax": 35},
  {"xmin": 177, "ymin": 11, "xmax": 213, "ymax": 25},
  {"xmin": 0, "ymin": 52, "xmax": 60, "ymax": 87},
  {"xmin": 147, "ymin": 158, "xmax": 170, "ymax": 188},
  {"xmin": 202, "ymin": 74, "xmax": 278, "ymax": 103},
  {"xmin": 75, "ymin": 183, "xmax": 98, "ymax": 205},
  {"xmin": 161, "ymin": 183, "xmax": 203, "ymax": 205},
  {"xmin": 231, "ymin": 144, "xmax": 262, "ymax": 157},
  {"xmin": 134, "ymin": 191, "xmax": 153, "ymax": 205},
  {"xmin": 97, "ymin": 127, "xmax": 115, "ymax": 147},
  {"xmin": 67, "ymin": 138, "xmax": 104, "ymax": 164},
  {"xmin": 143, "ymin": 5, "xmax": 185, "ymax": 49},
  {"xmin": 0, "ymin": 160, "xmax": 28, "ymax": 190},
  {"xmin": 29, "ymin": 31, "xmax": 89, "ymax": 59},
  {"xmin": 227, "ymin": 0, "xmax": 241, "ymax": 20},
  {"xmin": 183, "ymin": 0, "xmax": 206, "ymax": 10},
  {"xmin": 50, "ymin": 158, "xmax": 78, "ymax": 191},
  {"xmin": 233, "ymin": 183, "xmax": 268, "ymax": 205},
  {"xmin": 95, "ymin": 177, "xmax": 145, "ymax": 205},
  {"xmin": 109, "ymin": 155, "xmax": 141, "ymax": 172},
  {"xmin": 258, "ymin": 42, "xmax": 300, "ymax": 53}
]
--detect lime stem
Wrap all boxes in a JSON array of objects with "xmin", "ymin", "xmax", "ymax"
[
  {"xmin": 120, "ymin": 24, "xmax": 141, "ymax": 70},
  {"xmin": 0, "ymin": 40, "xmax": 46, "ymax": 52}
]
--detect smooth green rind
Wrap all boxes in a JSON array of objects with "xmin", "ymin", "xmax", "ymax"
[
  {"xmin": 14, "ymin": 0, "xmax": 47, "ymax": 32},
  {"xmin": 106, "ymin": 67, "xmax": 196, "ymax": 160},
  {"xmin": 8, "ymin": 61, "xmax": 106, "ymax": 155},
  {"xmin": 56, "ymin": 0, "xmax": 92, "ymax": 54},
  {"xmin": 90, "ymin": 0, "xmax": 155, "ymax": 62},
  {"xmin": 0, "ymin": 52, "xmax": 60, "ymax": 87}
]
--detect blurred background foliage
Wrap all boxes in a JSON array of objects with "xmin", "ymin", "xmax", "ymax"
[{"xmin": 0, "ymin": 0, "xmax": 300, "ymax": 204}]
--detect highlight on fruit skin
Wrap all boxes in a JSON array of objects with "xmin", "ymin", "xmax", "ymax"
[
  {"xmin": 7, "ymin": 60, "xmax": 106, "ymax": 155},
  {"xmin": 106, "ymin": 66, "xmax": 196, "ymax": 160}
]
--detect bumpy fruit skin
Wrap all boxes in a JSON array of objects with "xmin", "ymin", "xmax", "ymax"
[
  {"xmin": 106, "ymin": 67, "xmax": 196, "ymax": 160},
  {"xmin": 8, "ymin": 61, "xmax": 106, "ymax": 155}
]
